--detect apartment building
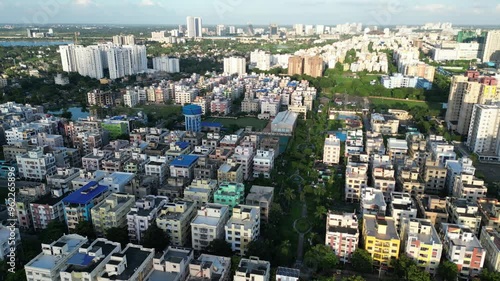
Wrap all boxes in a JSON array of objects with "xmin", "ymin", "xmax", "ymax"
[
  {"xmin": 478, "ymin": 198, "xmax": 500, "ymax": 232},
  {"xmin": 147, "ymin": 246, "xmax": 194, "ymax": 281},
  {"xmin": 362, "ymin": 214, "xmax": 400, "ymax": 268},
  {"xmin": 452, "ymin": 174, "xmax": 487, "ymax": 203},
  {"xmin": 400, "ymin": 218, "xmax": 442, "ymax": 275},
  {"xmin": 345, "ymin": 162, "xmax": 368, "ymax": 202},
  {"xmin": 0, "ymin": 225, "xmax": 20, "ymax": 260},
  {"xmin": 99, "ymin": 244, "xmax": 155, "ymax": 281},
  {"xmin": 371, "ymin": 113, "xmax": 399, "ymax": 135},
  {"xmin": 440, "ymin": 223, "xmax": 486, "ymax": 280},
  {"xmin": 184, "ymin": 179, "xmax": 219, "ymax": 205},
  {"xmin": 446, "ymin": 198, "xmax": 482, "ymax": 235},
  {"xmin": 423, "ymin": 158, "xmax": 448, "ymax": 195},
  {"xmin": 390, "ymin": 192, "xmax": 417, "ymax": 230},
  {"xmin": 156, "ymin": 200, "xmax": 197, "ymax": 246},
  {"xmin": 25, "ymin": 234, "xmax": 88, "ymax": 281},
  {"xmin": 231, "ymin": 146, "xmax": 255, "ymax": 180},
  {"xmin": 218, "ymin": 161, "xmax": 244, "ymax": 183},
  {"xmin": 325, "ymin": 211, "xmax": 359, "ymax": 263},
  {"xmin": 446, "ymin": 157, "xmax": 476, "ymax": 195},
  {"xmin": 233, "ymin": 257, "xmax": 270, "ymax": 281},
  {"xmin": 245, "ymin": 185, "xmax": 274, "ymax": 221},
  {"xmin": 91, "ymin": 193, "xmax": 135, "ymax": 237},
  {"xmin": 467, "ymin": 103, "xmax": 500, "ymax": 162},
  {"xmin": 191, "ymin": 204, "xmax": 230, "ymax": 251},
  {"xmin": 29, "ymin": 195, "xmax": 65, "ymax": 231},
  {"xmin": 225, "ymin": 205, "xmax": 260, "ymax": 255},
  {"xmin": 59, "ymin": 238, "xmax": 122, "ymax": 281},
  {"xmin": 214, "ymin": 182, "xmax": 245, "ymax": 210},
  {"xmin": 323, "ymin": 134, "xmax": 341, "ymax": 165},
  {"xmin": 16, "ymin": 149, "xmax": 57, "ymax": 181},
  {"xmin": 397, "ymin": 163, "xmax": 425, "ymax": 196},
  {"xmin": 127, "ymin": 195, "xmax": 169, "ymax": 243},
  {"xmin": 372, "ymin": 165, "xmax": 396, "ymax": 202},
  {"xmin": 62, "ymin": 181, "xmax": 110, "ymax": 232},
  {"xmin": 275, "ymin": 267, "xmax": 300, "ymax": 281},
  {"xmin": 445, "ymin": 71, "xmax": 498, "ymax": 135},
  {"xmin": 387, "ymin": 138, "xmax": 409, "ymax": 164},
  {"xmin": 361, "ymin": 187, "xmax": 387, "ymax": 216},
  {"xmin": 479, "ymin": 227, "xmax": 500, "ymax": 272},
  {"xmin": 145, "ymin": 156, "xmax": 169, "ymax": 185},
  {"xmin": 187, "ymin": 254, "xmax": 231, "ymax": 281},
  {"xmin": 416, "ymin": 195, "xmax": 449, "ymax": 229},
  {"xmin": 252, "ymin": 149, "xmax": 274, "ymax": 179},
  {"xmin": 169, "ymin": 155, "xmax": 199, "ymax": 180}
]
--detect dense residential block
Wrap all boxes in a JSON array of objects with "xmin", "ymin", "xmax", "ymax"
[
  {"xmin": 156, "ymin": 200, "xmax": 197, "ymax": 246},
  {"xmin": 325, "ymin": 211, "xmax": 359, "ymax": 262},
  {"xmin": 191, "ymin": 204, "xmax": 230, "ymax": 251},
  {"xmin": 362, "ymin": 214, "xmax": 400, "ymax": 268}
]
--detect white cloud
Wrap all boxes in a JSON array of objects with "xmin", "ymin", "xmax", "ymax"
[
  {"xmin": 75, "ymin": 0, "xmax": 92, "ymax": 6},
  {"xmin": 139, "ymin": 0, "xmax": 155, "ymax": 6},
  {"xmin": 413, "ymin": 4, "xmax": 453, "ymax": 13}
]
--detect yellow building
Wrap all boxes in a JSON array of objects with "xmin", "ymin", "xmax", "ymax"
[
  {"xmin": 91, "ymin": 193, "xmax": 135, "ymax": 236},
  {"xmin": 156, "ymin": 200, "xmax": 197, "ymax": 246},
  {"xmin": 225, "ymin": 205, "xmax": 260, "ymax": 255},
  {"xmin": 362, "ymin": 214, "xmax": 400, "ymax": 268}
]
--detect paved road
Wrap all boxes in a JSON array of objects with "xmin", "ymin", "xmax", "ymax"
[
  {"xmin": 368, "ymin": 96, "xmax": 426, "ymax": 103},
  {"xmin": 294, "ymin": 197, "xmax": 308, "ymax": 268}
]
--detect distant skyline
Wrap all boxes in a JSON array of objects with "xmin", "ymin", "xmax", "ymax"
[{"xmin": 0, "ymin": 0, "xmax": 500, "ymax": 26}]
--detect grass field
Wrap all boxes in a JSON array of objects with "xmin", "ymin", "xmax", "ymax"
[
  {"xmin": 205, "ymin": 117, "xmax": 269, "ymax": 131},
  {"xmin": 112, "ymin": 104, "xmax": 182, "ymax": 120},
  {"xmin": 369, "ymin": 97, "xmax": 444, "ymax": 115}
]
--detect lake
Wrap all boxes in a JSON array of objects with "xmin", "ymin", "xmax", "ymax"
[
  {"xmin": 48, "ymin": 107, "xmax": 89, "ymax": 120},
  {"xmin": 0, "ymin": 41, "xmax": 74, "ymax": 47}
]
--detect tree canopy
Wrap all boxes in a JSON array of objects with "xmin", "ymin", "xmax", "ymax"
[
  {"xmin": 438, "ymin": 261, "xmax": 458, "ymax": 281},
  {"xmin": 142, "ymin": 224, "xmax": 169, "ymax": 253},
  {"xmin": 350, "ymin": 249, "xmax": 373, "ymax": 274}
]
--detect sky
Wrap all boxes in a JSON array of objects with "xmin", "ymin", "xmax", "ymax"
[{"xmin": 0, "ymin": 0, "xmax": 499, "ymax": 26}]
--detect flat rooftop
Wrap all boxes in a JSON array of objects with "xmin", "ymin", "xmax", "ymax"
[
  {"xmin": 27, "ymin": 235, "xmax": 86, "ymax": 269},
  {"xmin": 364, "ymin": 215, "xmax": 399, "ymax": 240},
  {"xmin": 170, "ymin": 155, "xmax": 199, "ymax": 167},
  {"xmin": 63, "ymin": 181, "xmax": 108, "ymax": 205},
  {"xmin": 102, "ymin": 247, "xmax": 152, "ymax": 280}
]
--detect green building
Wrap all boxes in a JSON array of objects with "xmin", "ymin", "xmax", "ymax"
[
  {"xmin": 101, "ymin": 121, "xmax": 129, "ymax": 139},
  {"xmin": 457, "ymin": 30, "xmax": 487, "ymax": 43},
  {"xmin": 213, "ymin": 182, "xmax": 245, "ymax": 211}
]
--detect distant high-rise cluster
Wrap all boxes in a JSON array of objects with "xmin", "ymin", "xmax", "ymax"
[
  {"xmin": 112, "ymin": 34, "xmax": 136, "ymax": 45},
  {"xmin": 482, "ymin": 30, "xmax": 500, "ymax": 63},
  {"xmin": 186, "ymin": 16, "xmax": 203, "ymax": 38},
  {"xmin": 60, "ymin": 43, "xmax": 147, "ymax": 80}
]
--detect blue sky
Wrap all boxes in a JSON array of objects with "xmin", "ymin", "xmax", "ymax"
[{"xmin": 0, "ymin": 0, "xmax": 499, "ymax": 25}]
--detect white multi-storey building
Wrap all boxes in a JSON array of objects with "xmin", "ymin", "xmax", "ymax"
[
  {"xmin": 16, "ymin": 149, "xmax": 57, "ymax": 181},
  {"xmin": 191, "ymin": 204, "xmax": 230, "ymax": 251},
  {"xmin": 390, "ymin": 192, "xmax": 417, "ymax": 230},
  {"xmin": 153, "ymin": 56, "xmax": 180, "ymax": 73},
  {"xmin": 325, "ymin": 211, "xmax": 359, "ymax": 262},
  {"xmin": 224, "ymin": 57, "xmax": 246, "ymax": 75},
  {"xmin": 127, "ymin": 196, "xmax": 169, "ymax": 243},
  {"xmin": 252, "ymin": 149, "xmax": 274, "ymax": 179},
  {"xmin": 323, "ymin": 134, "xmax": 341, "ymax": 165},
  {"xmin": 186, "ymin": 16, "xmax": 203, "ymax": 38},
  {"xmin": 467, "ymin": 103, "xmax": 500, "ymax": 162}
]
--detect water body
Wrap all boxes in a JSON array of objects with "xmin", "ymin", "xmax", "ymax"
[
  {"xmin": 47, "ymin": 107, "xmax": 89, "ymax": 121},
  {"xmin": 0, "ymin": 41, "xmax": 73, "ymax": 47}
]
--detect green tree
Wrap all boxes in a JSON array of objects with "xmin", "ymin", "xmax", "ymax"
[
  {"xmin": 304, "ymin": 244, "xmax": 339, "ymax": 273},
  {"xmin": 393, "ymin": 255, "xmax": 431, "ymax": 281},
  {"xmin": 205, "ymin": 239, "xmax": 233, "ymax": 257},
  {"xmin": 246, "ymin": 239, "xmax": 274, "ymax": 262},
  {"xmin": 350, "ymin": 249, "xmax": 373, "ymax": 274},
  {"xmin": 40, "ymin": 221, "xmax": 68, "ymax": 243},
  {"xmin": 283, "ymin": 188, "xmax": 296, "ymax": 205},
  {"xmin": 479, "ymin": 268, "xmax": 500, "ymax": 281},
  {"xmin": 105, "ymin": 227, "xmax": 129, "ymax": 248},
  {"xmin": 314, "ymin": 205, "xmax": 327, "ymax": 220},
  {"xmin": 438, "ymin": 261, "xmax": 458, "ymax": 281},
  {"xmin": 142, "ymin": 224, "xmax": 169, "ymax": 253},
  {"xmin": 343, "ymin": 276, "xmax": 366, "ymax": 281},
  {"xmin": 74, "ymin": 220, "xmax": 96, "ymax": 239},
  {"xmin": 61, "ymin": 110, "xmax": 72, "ymax": 120}
]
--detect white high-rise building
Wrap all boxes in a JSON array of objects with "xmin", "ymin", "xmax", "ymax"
[
  {"xmin": 74, "ymin": 45, "xmax": 104, "ymax": 79},
  {"xmin": 482, "ymin": 30, "xmax": 500, "ymax": 63},
  {"xmin": 250, "ymin": 50, "xmax": 271, "ymax": 71},
  {"xmin": 216, "ymin": 24, "xmax": 226, "ymax": 36},
  {"xmin": 153, "ymin": 56, "xmax": 180, "ymax": 73},
  {"xmin": 316, "ymin": 25, "xmax": 325, "ymax": 35},
  {"xmin": 187, "ymin": 16, "xmax": 203, "ymax": 38},
  {"xmin": 224, "ymin": 57, "xmax": 246, "ymax": 75},
  {"xmin": 113, "ymin": 34, "xmax": 135, "ymax": 45},
  {"xmin": 59, "ymin": 45, "xmax": 78, "ymax": 72},
  {"xmin": 467, "ymin": 103, "xmax": 500, "ymax": 161},
  {"xmin": 323, "ymin": 134, "xmax": 341, "ymax": 165},
  {"xmin": 107, "ymin": 47, "xmax": 133, "ymax": 80}
]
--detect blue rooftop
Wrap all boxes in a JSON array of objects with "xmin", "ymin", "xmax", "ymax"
[
  {"xmin": 67, "ymin": 253, "xmax": 94, "ymax": 267},
  {"xmin": 110, "ymin": 116, "xmax": 126, "ymax": 120},
  {"xmin": 175, "ymin": 141, "xmax": 190, "ymax": 150},
  {"xmin": 256, "ymin": 89, "xmax": 268, "ymax": 93},
  {"xmin": 63, "ymin": 181, "xmax": 108, "ymax": 205},
  {"xmin": 201, "ymin": 122, "xmax": 223, "ymax": 128},
  {"xmin": 183, "ymin": 104, "xmax": 202, "ymax": 115},
  {"xmin": 170, "ymin": 155, "xmax": 199, "ymax": 167},
  {"xmin": 287, "ymin": 81, "xmax": 298, "ymax": 87}
]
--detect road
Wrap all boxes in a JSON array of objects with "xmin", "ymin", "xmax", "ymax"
[
  {"xmin": 368, "ymin": 96, "xmax": 426, "ymax": 103},
  {"xmin": 294, "ymin": 202, "xmax": 308, "ymax": 268}
]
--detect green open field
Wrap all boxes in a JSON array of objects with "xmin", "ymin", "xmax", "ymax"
[
  {"xmin": 205, "ymin": 117, "xmax": 269, "ymax": 131},
  {"xmin": 369, "ymin": 97, "xmax": 444, "ymax": 116}
]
